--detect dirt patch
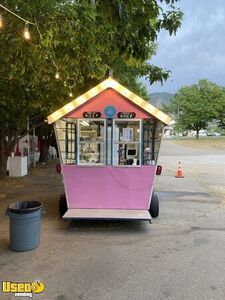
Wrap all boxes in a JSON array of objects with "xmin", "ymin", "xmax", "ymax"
[{"xmin": 0, "ymin": 160, "xmax": 63, "ymax": 203}]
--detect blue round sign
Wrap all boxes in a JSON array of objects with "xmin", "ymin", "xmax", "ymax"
[{"xmin": 104, "ymin": 105, "xmax": 117, "ymax": 118}]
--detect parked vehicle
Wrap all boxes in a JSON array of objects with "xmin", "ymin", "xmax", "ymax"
[
  {"xmin": 207, "ymin": 132, "xmax": 221, "ymax": 136},
  {"xmin": 192, "ymin": 130, "xmax": 207, "ymax": 137},
  {"xmin": 213, "ymin": 132, "xmax": 221, "ymax": 136}
]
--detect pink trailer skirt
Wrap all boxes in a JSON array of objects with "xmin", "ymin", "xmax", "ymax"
[{"xmin": 62, "ymin": 166, "xmax": 155, "ymax": 215}]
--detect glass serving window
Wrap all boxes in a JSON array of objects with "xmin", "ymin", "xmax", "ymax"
[
  {"xmin": 143, "ymin": 119, "xmax": 163, "ymax": 165},
  {"xmin": 113, "ymin": 120, "xmax": 141, "ymax": 166},
  {"xmin": 55, "ymin": 118, "xmax": 76, "ymax": 164},
  {"xmin": 78, "ymin": 119, "xmax": 105, "ymax": 165}
]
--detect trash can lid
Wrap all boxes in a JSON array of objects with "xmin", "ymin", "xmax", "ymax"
[{"xmin": 7, "ymin": 201, "xmax": 43, "ymax": 214}]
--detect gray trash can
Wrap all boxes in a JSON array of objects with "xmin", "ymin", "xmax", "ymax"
[{"xmin": 6, "ymin": 201, "xmax": 44, "ymax": 252}]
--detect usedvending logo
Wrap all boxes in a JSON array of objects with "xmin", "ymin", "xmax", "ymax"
[{"xmin": 2, "ymin": 280, "xmax": 45, "ymax": 298}]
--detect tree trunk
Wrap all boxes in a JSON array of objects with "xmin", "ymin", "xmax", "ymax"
[
  {"xmin": 0, "ymin": 150, "xmax": 7, "ymax": 180},
  {"xmin": 196, "ymin": 129, "xmax": 199, "ymax": 139},
  {"xmin": 0, "ymin": 127, "xmax": 18, "ymax": 179},
  {"xmin": 0, "ymin": 128, "xmax": 8, "ymax": 179},
  {"xmin": 39, "ymin": 139, "xmax": 50, "ymax": 162},
  {"xmin": 37, "ymin": 124, "xmax": 55, "ymax": 163},
  {"xmin": 0, "ymin": 127, "xmax": 8, "ymax": 179}
]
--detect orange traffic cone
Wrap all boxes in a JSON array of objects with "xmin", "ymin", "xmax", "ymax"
[{"xmin": 175, "ymin": 161, "xmax": 184, "ymax": 178}]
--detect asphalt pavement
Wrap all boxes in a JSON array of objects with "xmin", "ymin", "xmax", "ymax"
[{"xmin": 0, "ymin": 139, "xmax": 225, "ymax": 300}]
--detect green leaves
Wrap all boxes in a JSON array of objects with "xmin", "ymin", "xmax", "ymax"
[
  {"xmin": 168, "ymin": 79, "xmax": 224, "ymax": 135},
  {"xmin": 160, "ymin": 8, "xmax": 183, "ymax": 35},
  {"xmin": 0, "ymin": 0, "xmax": 183, "ymax": 133}
]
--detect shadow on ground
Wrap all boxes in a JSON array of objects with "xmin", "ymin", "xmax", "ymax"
[{"xmin": 67, "ymin": 219, "xmax": 150, "ymax": 234}]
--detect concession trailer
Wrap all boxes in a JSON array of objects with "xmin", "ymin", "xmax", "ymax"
[{"xmin": 47, "ymin": 77, "xmax": 171, "ymax": 221}]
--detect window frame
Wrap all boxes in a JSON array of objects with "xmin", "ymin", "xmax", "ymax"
[
  {"xmin": 77, "ymin": 118, "xmax": 106, "ymax": 166},
  {"xmin": 112, "ymin": 119, "xmax": 142, "ymax": 167},
  {"xmin": 54, "ymin": 118, "xmax": 77, "ymax": 165},
  {"xmin": 143, "ymin": 119, "xmax": 163, "ymax": 165}
]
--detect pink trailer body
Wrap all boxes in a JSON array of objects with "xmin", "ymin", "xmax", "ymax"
[
  {"xmin": 47, "ymin": 78, "xmax": 170, "ymax": 220},
  {"xmin": 62, "ymin": 165, "xmax": 155, "ymax": 210}
]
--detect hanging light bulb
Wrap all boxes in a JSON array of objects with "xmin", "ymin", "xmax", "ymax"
[
  {"xmin": 24, "ymin": 23, "xmax": 30, "ymax": 40},
  {"xmin": 0, "ymin": 15, "xmax": 3, "ymax": 28},
  {"xmin": 69, "ymin": 87, "xmax": 73, "ymax": 97},
  {"xmin": 55, "ymin": 71, "xmax": 60, "ymax": 79}
]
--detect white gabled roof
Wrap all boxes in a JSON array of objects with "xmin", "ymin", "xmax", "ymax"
[{"xmin": 47, "ymin": 77, "xmax": 171, "ymax": 125}]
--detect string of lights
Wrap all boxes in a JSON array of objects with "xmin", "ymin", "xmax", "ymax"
[
  {"xmin": 0, "ymin": 3, "xmax": 75, "ymax": 97},
  {"xmin": 0, "ymin": 3, "xmax": 36, "ymax": 39}
]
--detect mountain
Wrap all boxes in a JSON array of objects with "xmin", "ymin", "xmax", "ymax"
[{"xmin": 148, "ymin": 92, "xmax": 174, "ymax": 108}]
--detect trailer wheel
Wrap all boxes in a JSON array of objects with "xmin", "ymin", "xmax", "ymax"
[
  {"xmin": 59, "ymin": 193, "xmax": 67, "ymax": 217},
  {"xmin": 150, "ymin": 193, "xmax": 159, "ymax": 218}
]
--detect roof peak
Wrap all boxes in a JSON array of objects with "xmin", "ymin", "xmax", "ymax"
[{"xmin": 47, "ymin": 77, "xmax": 171, "ymax": 125}]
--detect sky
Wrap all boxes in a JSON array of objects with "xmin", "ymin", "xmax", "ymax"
[{"xmin": 144, "ymin": 0, "xmax": 225, "ymax": 94}]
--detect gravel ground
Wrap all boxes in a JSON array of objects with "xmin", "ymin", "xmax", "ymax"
[{"xmin": 0, "ymin": 140, "xmax": 225, "ymax": 300}]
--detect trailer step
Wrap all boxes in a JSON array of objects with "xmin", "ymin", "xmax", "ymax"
[{"xmin": 63, "ymin": 209, "xmax": 151, "ymax": 220}]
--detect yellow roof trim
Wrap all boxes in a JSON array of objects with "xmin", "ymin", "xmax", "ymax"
[{"xmin": 47, "ymin": 77, "xmax": 171, "ymax": 125}]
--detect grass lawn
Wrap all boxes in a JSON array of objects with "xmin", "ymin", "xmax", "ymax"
[{"xmin": 168, "ymin": 136, "xmax": 225, "ymax": 150}]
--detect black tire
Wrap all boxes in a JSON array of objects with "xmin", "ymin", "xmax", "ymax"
[
  {"xmin": 150, "ymin": 193, "xmax": 159, "ymax": 218},
  {"xmin": 59, "ymin": 193, "xmax": 68, "ymax": 217}
]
